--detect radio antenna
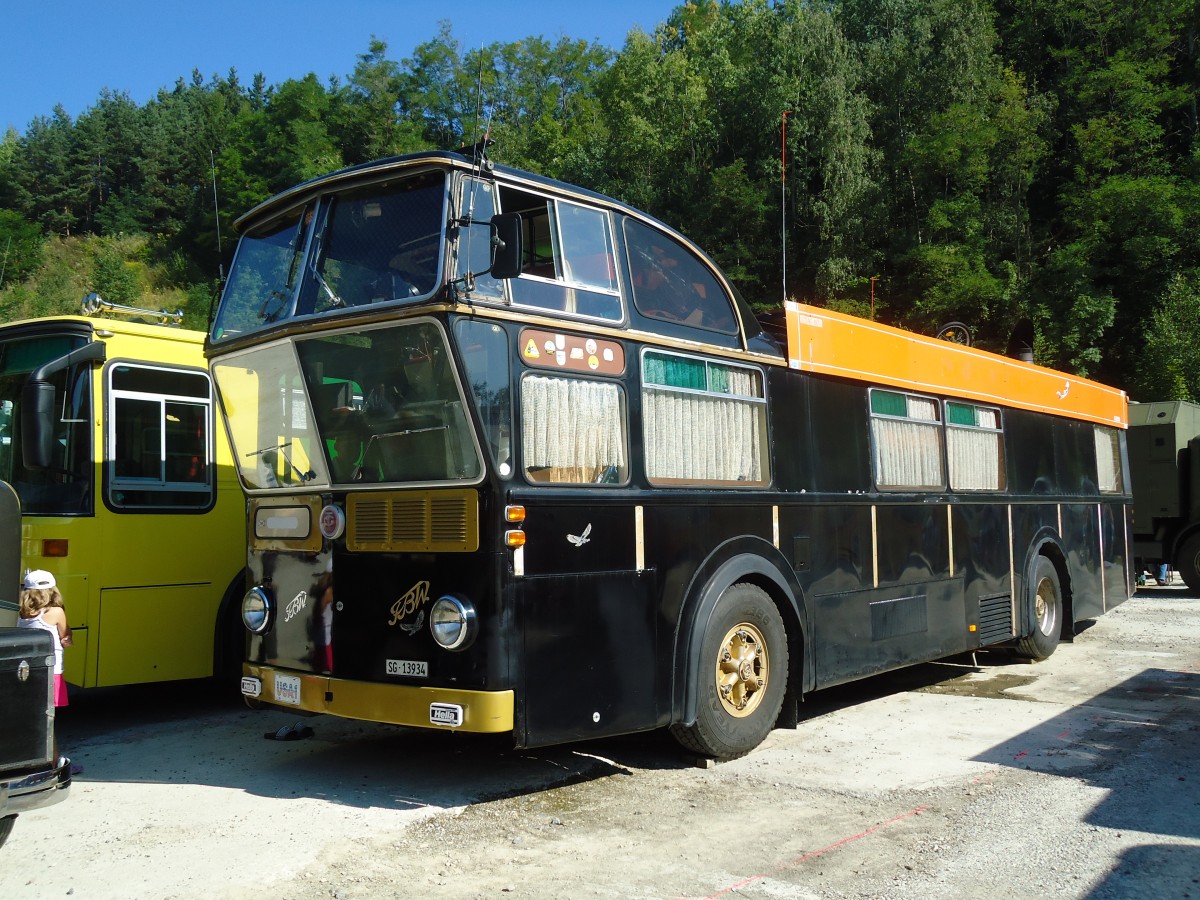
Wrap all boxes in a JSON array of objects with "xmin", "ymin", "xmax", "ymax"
[
  {"xmin": 210, "ymin": 149, "xmax": 224, "ymax": 277},
  {"xmin": 472, "ymin": 43, "xmax": 485, "ymax": 169},
  {"xmin": 208, "ymin": 148, "xmax": 225, "ymax": 327}
]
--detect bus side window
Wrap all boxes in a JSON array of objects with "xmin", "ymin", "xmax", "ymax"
[
  {"xmin": 520, "ymin": 374, "xmax": 628, "ymax": 485},
  {"xmin": 869, "ymin": 389, "xmax": 945, "ymax": 490},
  {"xmin": 641, "ymin": 350, "xmax": 769, "ymax": 486},
  {"xmin": 624, "ymin": 218, "xmax": 736, "ymax": 333},
  {"xmin": 497, "ymin": 186, "xmax": 622, "ymax": 323},
  {"xmin": 107, "ymin": 364, "xmax": 214, "ymax": 510}
]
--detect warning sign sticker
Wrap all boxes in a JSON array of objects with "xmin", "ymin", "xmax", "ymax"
[{"xmin": 518, "ymin": 328, "xmax": 625, "ymax": 376}]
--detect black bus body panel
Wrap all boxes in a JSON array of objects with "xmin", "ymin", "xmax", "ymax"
[
  {"xmin": 518, "ymin": 569, "xmax": 657, "ymax": 746},
  {"xmin": 513, "ymin": 494, "xmax": 656, "ymax": 745}
]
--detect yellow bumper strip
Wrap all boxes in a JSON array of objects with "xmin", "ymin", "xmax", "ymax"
[{"xmin": 244, "ymin": 664, "xmax": 514, "ymax": 733}]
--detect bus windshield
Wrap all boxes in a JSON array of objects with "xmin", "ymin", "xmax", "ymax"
[
  {"xmin": 212, "ymin": 320, "xmax": 481, "ymax": 490},
  {"xmin": 0, "ymin": 333, "xmax": 92, "ymax": 515},
  {"xmin": 211, "ymin": 170, "xmax": 448, "ymax": 342}
]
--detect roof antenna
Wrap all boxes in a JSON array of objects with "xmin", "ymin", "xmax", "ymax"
[
  {"xmin": 781, "ymin": 109, "xmax": 794, "ymax": 305},
  {"xmin": 453, "ymin": 44, "xmax": 496, "ymax": 303},
  {"xmin": 457, "ymin": 43, "xmax": 495, "ymax": 172},
  {"xmin": 207, "ymin": 148, "xmax": 225, "ymax": 328}
]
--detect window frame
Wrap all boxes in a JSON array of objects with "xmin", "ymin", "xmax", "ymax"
[
  {"xmin": 868, "ymin": 387, "xmax": 946, "ymax": 491},
  {"xmin": 104, "ymin": 361, "xmax": 216, "ymax": 513},
  {"xmin": 519, "ymin": 370, "xmax": 630, "ymax": 486},
  {"xmin": 1094, "ymin": 425, "xmax": 1125, "ymax": 494},
  {"xmin": 623, "ymin": 217, "xmax": 739, "ymax": 335},
  {"xmin": 497, "ymin": 184, "xmax": 625, "ymax": 324},
  {"xmin": 640, "ymin": 348, "xmax": 770, "ymax": 488},
  {"xmin": 945, "ymin": 400, "xmax": 1007, "ymax": 492}
]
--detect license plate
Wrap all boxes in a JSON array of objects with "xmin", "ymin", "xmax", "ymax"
[
  {"xmin": 386, "ymin": 659, "xmax": 428, "ymax": 678},
  {"xmin": 240, "ymin": 676, "xmax": 262, "ymax": 698},
  {"xmin": 429, "ymin": 703, "xmax": 463, "ymax": 727},
  {"xmin": 274, "ymin": 674, "xmax": 302, "ymax": 705}
]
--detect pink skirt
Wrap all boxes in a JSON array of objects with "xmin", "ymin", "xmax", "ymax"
[{"xmin": 53, "ymin": 674, "xmax": 69, "ymax": 707}]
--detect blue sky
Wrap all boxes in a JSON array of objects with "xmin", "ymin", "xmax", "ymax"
[{"xmin": 2, "ymin": 1, "xmax": 681, "ymax": 134}]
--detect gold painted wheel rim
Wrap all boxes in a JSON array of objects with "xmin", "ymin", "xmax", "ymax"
[{"xmin": 714, "ymin": 622, "xmax": 769, "ymax": 718}]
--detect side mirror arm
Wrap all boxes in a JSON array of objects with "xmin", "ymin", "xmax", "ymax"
[{"xmin": 21, "ymin": 341, "xmax": 107, "ymax": 470}]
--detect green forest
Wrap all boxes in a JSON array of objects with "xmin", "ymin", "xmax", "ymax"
[{"xmin": 0, "ymin": 0, "xmax": 1197, "ymax": 401}]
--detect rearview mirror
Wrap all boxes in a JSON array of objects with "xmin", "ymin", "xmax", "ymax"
[
  {"xmin": 489, "ymin": 213, "xmax": 523, "ymax": 280},
  {"xmin": 20, "ymin": 380, "xmax": 57, "ymax": 470}
]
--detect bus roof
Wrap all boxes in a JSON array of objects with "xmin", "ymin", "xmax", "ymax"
[
  {"xmin": 785, "ymin": 301, "xmax": 1127, "ymax": 428},
  {"xmin": 0, "ymin": 315, "xmax": 205, "ymax": 346},
  {"xmin": 233, "ymin": 150, "xmax": 630, "ymax": 233}
]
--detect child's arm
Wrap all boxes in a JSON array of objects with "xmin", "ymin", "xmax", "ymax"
[{"xmin": 42, "ymin": 607, "xmax": 73, "ymax": 646}]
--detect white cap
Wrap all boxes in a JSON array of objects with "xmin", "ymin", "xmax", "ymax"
[{"xmin": 22, "ymin": 569, "xmax": 56, "ymax": 590}]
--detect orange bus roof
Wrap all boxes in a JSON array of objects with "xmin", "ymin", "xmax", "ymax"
[{"xmin": 785, "ymin": 302, "xmax": 1127, "ymax": 428}]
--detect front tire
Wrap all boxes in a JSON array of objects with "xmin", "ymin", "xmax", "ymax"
[
  {"xmin": 1015, "ymin": 556, "xmax": 1062, "ymax": 660},
  {"xmin": 0, "ymin": 814, "xmax": 15, "ymax": 849},
  {"xmin": 671, "ymin": 583, "xmax": 788, "ymax": 760}
]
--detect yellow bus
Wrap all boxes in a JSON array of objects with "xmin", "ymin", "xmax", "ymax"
[{"xmin": 0, "ymin": 300, "xmax": 246, "ymax": 687}]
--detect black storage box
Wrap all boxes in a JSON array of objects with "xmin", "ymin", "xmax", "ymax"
[{"xmin": 0, "ymin": 627, "xmax": 55, "ymax": 774}]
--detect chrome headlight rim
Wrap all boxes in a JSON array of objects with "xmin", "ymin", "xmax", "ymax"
[
  {"xmin": 241, "ymin": 585, "xmax": 273, "ymax": 635},
  {"xmin": 429, "ymin": 594, "xmax": 477, "ymax": 651}
]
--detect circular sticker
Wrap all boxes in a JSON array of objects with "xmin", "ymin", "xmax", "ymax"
[{"xmin": 319, "ymin": 504, "xmax": 346, "ymax": 540}]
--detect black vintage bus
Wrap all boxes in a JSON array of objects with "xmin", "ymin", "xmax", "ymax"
[{"xmin": 208, "ymin": 150, "xmax": 1132, "ymax": 760}]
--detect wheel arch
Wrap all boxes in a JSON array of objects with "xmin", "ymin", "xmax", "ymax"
[
  {"xmin": 1021, "ymin": 530, "xmax": 1072, "ymax": 639},
  {"xmin": 213, "ymin": 567, "xmax": 249, "ymax": 683},
  {"xmin": 671, "ymin": 536, "xmax": 809, "ymax": 729}
]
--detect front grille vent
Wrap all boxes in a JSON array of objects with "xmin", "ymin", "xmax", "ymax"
[{"xmin": 347, "ymin": 489, "xmax": 478, "ymax": 553}]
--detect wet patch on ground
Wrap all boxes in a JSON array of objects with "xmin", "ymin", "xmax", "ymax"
[{"xmin": 915, "ymin": 671, "xmax": 1039, "ymax": 701}]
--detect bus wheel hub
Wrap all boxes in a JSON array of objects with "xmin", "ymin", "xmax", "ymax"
[{"xmin": 715, "ymin": 623, "xmax": 769, "ymax": 717}]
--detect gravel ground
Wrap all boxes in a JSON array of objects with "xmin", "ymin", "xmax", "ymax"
[{"xmin": 2, "ymin": 587, "xmax": 1197, "ymax": 900}]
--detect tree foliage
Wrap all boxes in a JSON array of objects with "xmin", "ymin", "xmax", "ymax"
[{"xmin": 0, "ymin": 3, "xmax": 1198, "ymax": 400}]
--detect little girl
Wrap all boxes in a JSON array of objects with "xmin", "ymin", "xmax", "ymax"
[{"xmin": 18, "ymin": 569, "xmax": 72, "ymax": 707}]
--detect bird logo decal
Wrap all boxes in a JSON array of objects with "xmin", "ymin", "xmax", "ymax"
[{"xmin": 567, "ymin": 523, "xmax": 592, "ymax": 547}]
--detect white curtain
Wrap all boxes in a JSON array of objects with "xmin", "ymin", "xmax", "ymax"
[
  {"xmin": 872, "ymin": 415, "xmax": 943, "ymax": 488},
  {"xmin": 1094, "ymin": 426, "xmax": 1122, "ymax": 493},
  {"xmin": 947, "ymin": 427, "xmax": 1002, "ymax": 490},
  {"xmin": 521, "ymin": 376, "xmax": 625, "ymax": 481},
  {"xmin": 643, "ymin": 387, "xmax": 765, "ymax": 482}
]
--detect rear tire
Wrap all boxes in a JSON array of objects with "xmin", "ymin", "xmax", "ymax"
[
  {"xmin": 671, "ymin": 583, "xmax": 788, "ymax": 760},
  {"xmin": 1015, "ymin": 556, "xmax": 1062, "ymax": 660},
  {"xmin": 1175, "ymin": 534, "xmax": 1200, "ymax": 593}
]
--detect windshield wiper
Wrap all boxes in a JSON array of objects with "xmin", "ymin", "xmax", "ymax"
[
  {"xmin": 246, "ymin": 441, "xmax": 315, "ymax": 483},
  {"xmin": 308, "ymin": 259, "xmax": 343, "ymax": 308}
]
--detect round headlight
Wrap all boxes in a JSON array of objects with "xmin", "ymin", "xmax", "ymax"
[
  {"xmin": 241, "ymin": 586, "xmax": 273, "ymax": 635},
  {"xmin": 429, "ymin": 595, "xmax": 477, "ymax": 651}
]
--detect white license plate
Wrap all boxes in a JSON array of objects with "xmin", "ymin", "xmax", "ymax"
[
  {"xmin": 386, "ymin": 659, "xmax": 428, "ymax": 678},
  {"xmin": 240, "ymin": 676, "xmax": 262, "ymax": 698},
  {"xmin": 429, "ymin": 703, "xmax": 463, "ymax": 727},
  {"xmin": 274, "ymin": 674, "xmax": 302, "ymax": 705}
]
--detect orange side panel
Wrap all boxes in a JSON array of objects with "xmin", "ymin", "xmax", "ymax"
[{"xmin": 785, "ymin": 302, "xmax": 1127, "ymax": 428}]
